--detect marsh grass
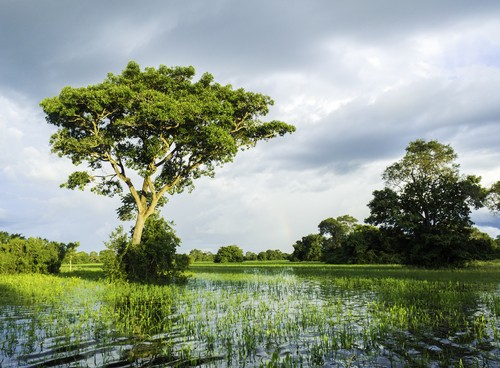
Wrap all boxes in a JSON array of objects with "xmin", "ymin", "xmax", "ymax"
[
  {"xmin": 1, "ymin": 262, "xmax": 499, "ymax": 367},
  {"xmin": 59, "ymin": 263, "xmax": 105, "ymax": 281}
]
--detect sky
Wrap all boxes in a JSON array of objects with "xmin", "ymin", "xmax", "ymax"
[{"xmin": 1, "ymin": 0, "xmax": 499, "ymax": 254}]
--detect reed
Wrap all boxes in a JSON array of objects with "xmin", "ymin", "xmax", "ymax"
[{"xmin": 1, "ymin": 262, "xmax": 498, "ymax": 367}]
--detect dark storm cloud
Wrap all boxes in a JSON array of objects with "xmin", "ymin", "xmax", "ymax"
[
  {"xmin": 3, "ymin": 0, "xmax": 500, "ymax": 98},
  {"xmin": 1, "ymin": 0, "xmax": 500, "ymax": 250}
]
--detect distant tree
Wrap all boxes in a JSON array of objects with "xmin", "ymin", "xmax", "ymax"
[
  {"xmin": 290, "ymin": 234, "xmax": 323, "ymax": 262},
  {"xmin": 61, "ymin": 242, "xmax": 79, "ymax": 271},
  {"xmin": 40, "ymin": 61, "xmax": 295, "ymax": 248},
  {"xmin": 245, "ymin": 251, "xmax": 258, "ymax": 261},
  {"xmin": 99, "ymin": 249, "xmax": 112, "ymax": 259},
  {"xmin": 257, "ymin": 251, "xmax": 267, "ymax": 261},
  {"xmin": 189, "ymin": 249, "xmax": 215, "ymax": 262},
  {"xmin": 89, "ymin": 251, "xmax": 100, "ymax": 263},
  {"xmin": 74, "ymin": 251, "xmax": 91, "ymax": 264},
  {"xmin": 0, "ymin": 231, "xmax": 11, "ymax": 244},
  {"xmin": 214, "ymin": 245, "xmax": 244, "ymax": 263},
  {"xmin": 319, "ymin": 215, "xmax": 358, "ymax": 263},
  {"xmin": 0, "ymin": 232, "xmax": 74, "ymax": 274},
  {"xmin": 344, "ymin": 225, "xmax": 402, "ymax": 264},
  {"xmin": 264, "ymin": 249, "xmax": 289, "ymax": 260},
  {"xmin": 366, "ymin": 139, "xmax": 491, "ymax": 267},
  {"xmin": 467, "ymin": 228, "xmax": 497, "ymax": 260}
]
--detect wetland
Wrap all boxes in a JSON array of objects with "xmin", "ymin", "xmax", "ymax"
[{"xmin": 0, "ymin": 262, "xmax": 499, "ymax": 367}]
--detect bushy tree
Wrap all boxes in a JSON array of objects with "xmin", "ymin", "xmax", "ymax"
[
  {"xmin": 89, "ymin": 251, "xmax": 100, "ymax": 263},
  {"xmin": 102, "ymin": 227, "xmax": 128, "ymax": 281},
  {"xmin": 257, "ymin": 251, "xmax": 267, "ymax": 261},
  {"xmin": 366, "ymin": 139, "xmax": 493, "ymax": 267},
  {"xmin": 314, "ymin": 215, "xmax": 400, "ymax": 264},
  {"xmin": 0, "ymin": 231, "xmax": 75, "ymax": 274},
  {"xmin": 189, "ymin": 249, "xmax": 215, "ymax": 262},
  {"xmin": 214, "ymin": 245, "xmax": 244, "ymax": 263},
  {"xmin": 467, "ymin": 228, "xmax": 498, "ymax": 261},
  {"xmin": 319, "ymin": 215, "xmax": 357, "ymax": 263},
  {"xmin": 41, "ymin": 61, "xmax": 295, "ymax": 246},
  {"xmin": 245, "ymin": 251, "xmax": 258, "ymax": 261},
  {"xmin": 290, "ymin": 234, "xmax": 323, "ymax": 262},
  {"xmin": 74, "ymin": 251, "xmax": 91, "ymax": 264},
  {"xmin": 343, "ymin": 225, "xmax": 402, "ymax": 264},
  {"xmin": 103, "ymin": 214, "xmax": 188, "ymax": 283},
  {"xmin": 264, "ymin": 249, "xmax": 289, "ymax": 261}
]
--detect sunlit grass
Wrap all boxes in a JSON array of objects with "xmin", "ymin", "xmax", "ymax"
[{"xmin": 1, "ymin": 262, "xmax": 499, "ymax": 367}]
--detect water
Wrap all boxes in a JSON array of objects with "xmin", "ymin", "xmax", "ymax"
[{"xmin": 0, "ymin": 266, "xmax": 499, "ymax": 367}]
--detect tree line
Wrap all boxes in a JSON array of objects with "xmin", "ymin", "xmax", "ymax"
[
  {"xmin": 0, "ymin": 231, "xmax": 77, "ymax": 274},
  {"xmin": 188, "ymin": 246, "xmax": 290, "ymax": 263},
  {"xmin": 291, "ymin": 140, "xmax": 500, "ymax": 267}
]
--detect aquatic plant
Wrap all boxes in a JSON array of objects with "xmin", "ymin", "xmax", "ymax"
[{"xmin": 1, "ymin": 262, "xmax": 498, "ymax": 367}]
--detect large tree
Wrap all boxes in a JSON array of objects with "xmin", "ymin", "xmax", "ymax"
[
  {"xmin": 318, "ymin": 215, "xmax": 358, "ymax": 263},
  {"xmin": 41, "ymin": 61, "xmax": 295, "ymax": 245},
  {"xmin": 366, "ymin": 139, "xmax": 491, "ymax": 266}
]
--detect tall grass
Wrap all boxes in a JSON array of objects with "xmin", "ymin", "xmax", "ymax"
[{"xmin": 1, "ymin": 262, "xmax": 499, "ymax": 367}]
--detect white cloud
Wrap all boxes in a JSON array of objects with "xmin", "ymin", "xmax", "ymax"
[{"xmin": 1, "ymin": 1, "xmax": 499, "ymax": 253}]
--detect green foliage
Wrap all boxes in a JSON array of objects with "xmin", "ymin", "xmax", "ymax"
[
  {"xmin": 253, "ymin": 249, "xmax": 290, "ymax": 261},
  {"xmin": 312, "ymin": 215, "xmax": 402, "ymax": 264},
  {"xmin": 103, "ymin": 215, "xmax": 189, "ymax": 284},
  {"xmin": 1, "ymin": 263, "xmax": 499, "ymax": 366},
  {"xmin": 245, "ymin": 251, "xmax": 258, "ymax": 261},
  {"xmin": 189, "ymin": 249, "xmax": 215, "ymax": 262},
  {"xmin": 319, "ymin": 215, "xmax": 358, "ymax": 263},
  {"xmin": 102, "ymin": 226, "xmax": 129, "ymax": 282},
  {"xmin": 214, "ymin": 245, "xmax": 244, "ymax": 263},
  {"xmin": 366, "ymin": 139, "xmax": 496, "ymax": 267},
  {"xmin": 487, "ymin": 180, "xmax": 500, "ymax": 214},
  {"xmin": 0, "ymin": 230, "xmax": 76, "ymax": 274},
  {"xmin": 40, "ymin": 61, "xmax": 295, "ymax": 245},
  {"xmin": 290, "ymin": 234, "xmax": 323, "ymax": 261}
]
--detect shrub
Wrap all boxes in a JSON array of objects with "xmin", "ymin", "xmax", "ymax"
[{"xmin": 103, "ymin": 214, "xmax": 189, "ymax": 284}]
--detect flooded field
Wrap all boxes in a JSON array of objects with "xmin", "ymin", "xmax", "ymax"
[{"xmin": 0, "ymin": 263, "xmax": 499, "ymax": 367}]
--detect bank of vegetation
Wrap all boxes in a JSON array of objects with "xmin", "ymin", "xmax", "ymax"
[{"xmin": 0, "ymin": 231, "xmax": 77, "ymax": 275}]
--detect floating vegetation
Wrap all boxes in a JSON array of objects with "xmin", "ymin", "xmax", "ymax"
[{"xmin": 0, "ymin": 263, "xmax": 499, "ymax": 367}]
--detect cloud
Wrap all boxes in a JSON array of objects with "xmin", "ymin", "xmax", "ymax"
[{"xmin": 0, "ymin": 1, "xmax": 499, "ymax": 252}]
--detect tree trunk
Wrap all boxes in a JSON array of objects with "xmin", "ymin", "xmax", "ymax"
[{"xmin": 132, "ymin": 212, "xmax": 147, "ymax": 245}]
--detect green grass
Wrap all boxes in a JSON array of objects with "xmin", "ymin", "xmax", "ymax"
[
  {"xmin": 59, "ymin": 263, "xmax": 105, "ymax": 280},
  {"xmin": 192, "ymin": 259, "xmax": 500, "ymax": 284},
  {"xmin": 1, "ymin": 261, "xmax": 498, "ymax": 367}
]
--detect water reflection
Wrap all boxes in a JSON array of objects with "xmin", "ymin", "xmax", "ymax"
[{"xmin": 1, "ymin": 266, "xmax": 499, "ymax": 367}]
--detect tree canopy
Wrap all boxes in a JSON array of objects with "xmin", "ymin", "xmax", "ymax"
[
  {"xmin": 0, "ymin": 230, "xmax": 77, "ymax": 274},
  {"xmin": 366, "ymin": 139, "xmax": 492, "ymax": 267},
  {"xmin": 214, "ymin": 245, "xmax": 244, "ymax": 263},
  {"xmin": 290, "ymin": 234, "xmax": 323, "ymax": 262},
  {"xmin": 319, "ymin": 215, "xmax": 357, "ymax": 263},
  {"xmin": 40, "ymin": 61, "xmax": 295, "ymax": 245}
]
